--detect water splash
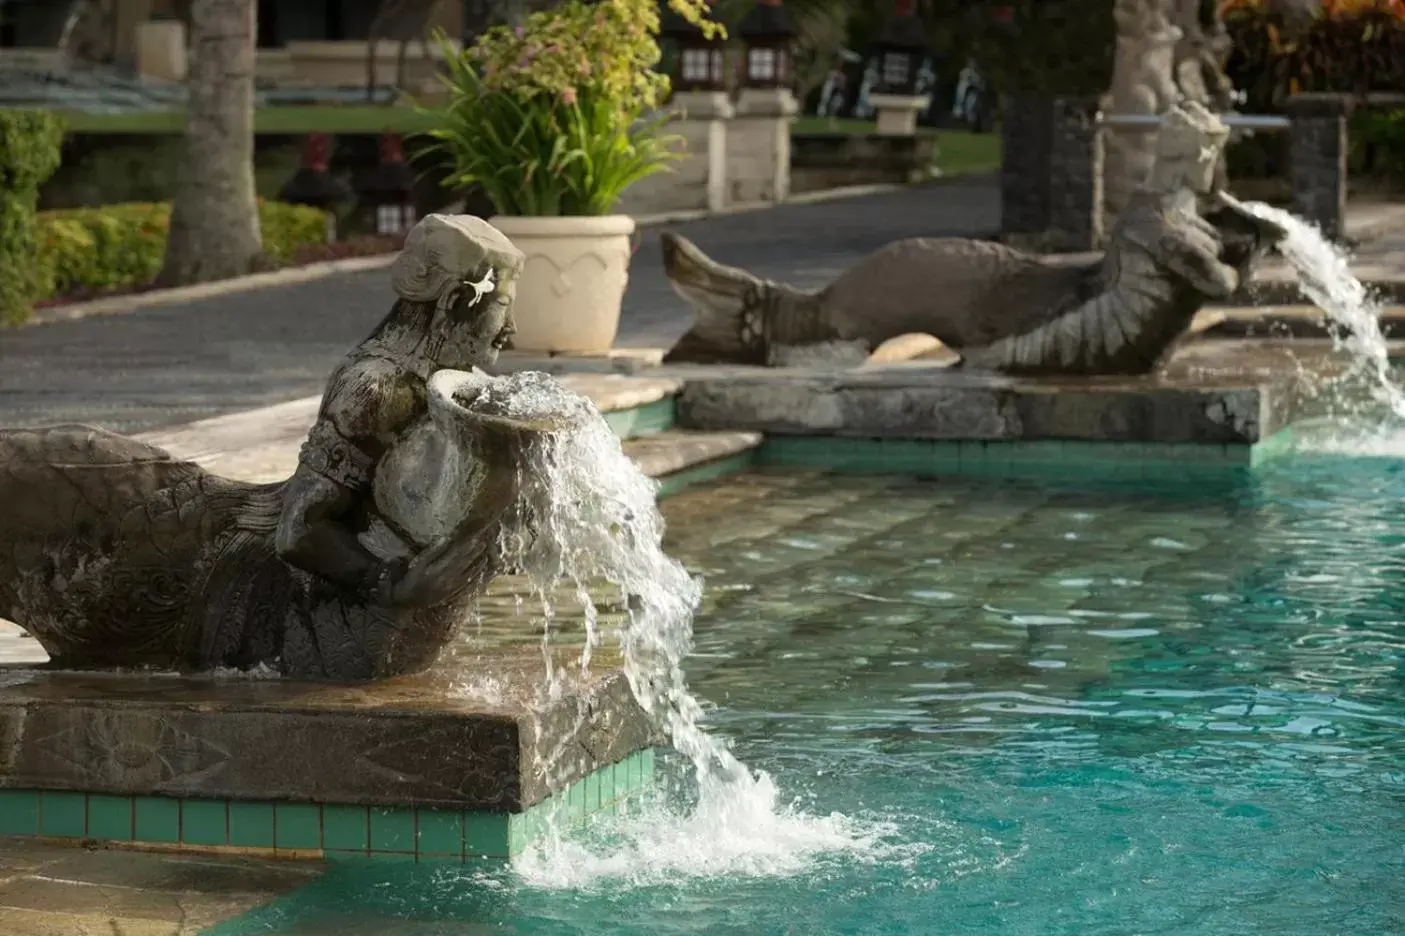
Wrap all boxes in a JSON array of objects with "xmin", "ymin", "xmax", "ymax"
[
  {"xmin": 484, "ymin": 372, "xmax": 883, "ymax": 886},
  {"xmin": 1240, "ymin": 203, "xmax": 1405, "ymax": 439}
]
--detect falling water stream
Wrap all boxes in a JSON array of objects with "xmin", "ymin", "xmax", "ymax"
[
  {"xmin": 1242, "ymin": 202, "xmax": 1405, "ymax": 424},
  {"xmin": 473, "ymin": 373, "xmax": 889, "ymax": 887}
]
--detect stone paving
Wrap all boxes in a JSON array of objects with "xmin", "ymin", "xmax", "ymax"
[{"xmin": 0, "ymin": 179, "xmax": 1001, "ymax": 434}]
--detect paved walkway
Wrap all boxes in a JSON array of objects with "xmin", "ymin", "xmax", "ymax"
[{"xmin": 0, "ymin": 179, "xmax": 1001, "ymax": 433}]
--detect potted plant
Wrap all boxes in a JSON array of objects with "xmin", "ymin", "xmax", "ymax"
[{"xmin": 424, "ymin": 0, "xmax": 719, "ymax": 354}]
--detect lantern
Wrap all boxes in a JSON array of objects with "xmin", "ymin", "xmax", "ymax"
[
  {"xmin": 736, "ymin": 0, "xmax": 797, "ymax": 90},
  {"xmin": 871, "ymin": 0, "xmax": 928, "ymax": 97},
  {"xmin": 359, "ymin": 133, "xmax": 417, "ymax": 237},
  {"xmin": 661, "ymin": 4, "xmax": 726, "ymax": 92},
  {"xmin": 278, "ymin": 133, "xmax": 352, "ymax": 243}
]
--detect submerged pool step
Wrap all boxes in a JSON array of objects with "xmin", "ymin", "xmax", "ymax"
[{"xmin": 625, "ymin": 429, "xmax": 763, "ymax": 496}]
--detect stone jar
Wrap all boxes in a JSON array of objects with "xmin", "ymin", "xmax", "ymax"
[
  {"xmin": 364, "ymin": 369, "xmax": 572, "ymax": 558},
  {"xmin": 490, "ymin": 215, "xmax": 636, "ymax": 354}
]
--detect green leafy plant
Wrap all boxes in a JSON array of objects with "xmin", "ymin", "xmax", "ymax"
[
  {"xmin": 422, "ymin": 0, "xmax": 720, "ymax": 217},
  {"xmin": 0, "ymin": 109, "xmax": 66, "ymax": 324},
  {"xmin": 1357, "ymin": 107, "xmax": 1405, "ymax": 182},
  {"xmin": 1222, "ymin": 0, "xmax": 1405, "ymax": 109},
  {"xmin": 35, "ymin": 200, "xmax": 329, "ymax": 304}
]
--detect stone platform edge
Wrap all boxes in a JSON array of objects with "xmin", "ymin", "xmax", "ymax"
[{"xmin": 674, "ymin": 369, "xmax": 1295, "ymax": 446}]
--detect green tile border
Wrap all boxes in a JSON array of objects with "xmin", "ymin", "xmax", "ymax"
[
  {"xmin": 756, "ymin": 436, "xmax": 1269, "ymax": 480},
  {"xmin": 604, "ymin": 398, "xmax": 676, "ymax": 440},
  {"xmin": 0, "ymin": 748, "xmax": 658, "ymax": 864}
]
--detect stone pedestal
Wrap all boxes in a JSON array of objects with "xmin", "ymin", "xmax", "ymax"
[
  {"xmin": 868, "ymin": 93, "xmax": 932, "ymax": 138},
  {"xmin": 135, "ymin": 20, "xmax": 187, "ymax": 83},
  {"xmin": 728, "ymin": 87, "xmax": 798, "ymax": 205},
  {"xmin": 1000, "ymin": 92, "xmax": 1055, "ymax": 239},
  {"xmin": 0, "ymin": 645, "xmax": 656, "ymax": 861},
  {"xmin": 1287, "ymin": 93, "xmax": 1352, "ymax": 242},
  {"xmin": 1047, "ymin": 97, "xmax": 1105, "ymax": 252}
]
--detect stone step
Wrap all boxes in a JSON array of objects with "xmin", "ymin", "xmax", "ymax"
[
  {"xmin": 1193, "ymin": 303, "xmax": 1405, "ymax": 339},
  {"xmin": 136, "ymin": 374, "xmax": 684, "ymax": 484}
]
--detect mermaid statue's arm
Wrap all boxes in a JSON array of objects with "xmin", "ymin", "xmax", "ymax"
[
  {"xmin": 276, "ymin": 360, "xmax": 422, "ymax": 599},
  {"xmin": 1155, "ymin": 207, "xmax": 1242, "ymax": 299}
]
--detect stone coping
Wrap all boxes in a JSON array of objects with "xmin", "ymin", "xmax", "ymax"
[
  {"xmin": 133, "ymin": 374, "xmax": 689, "ymax": 483},
  {"xmin": 673, "ymin": 340, "xmax": 1369, "ymax": 446},
  {"xmin": 0, "ymin": 644, "xmax": 653, "ymax": 812},
  {"xmin": 676, "ymin": 364, "xmax": 1284, "ymax": 445}
]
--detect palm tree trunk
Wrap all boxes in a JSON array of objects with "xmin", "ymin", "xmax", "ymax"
[{"xmin": 158, "ymin": 0, "xmax": 261, "ymax": 286}]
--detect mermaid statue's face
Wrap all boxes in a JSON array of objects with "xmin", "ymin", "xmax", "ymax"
[
  {"xmin": 1149, "ymin": 101, "xmax": 1229, "ymax": 196},
  {"xmin": 430, "ymin": 269, "xmax": 519, "ymax": 370}
]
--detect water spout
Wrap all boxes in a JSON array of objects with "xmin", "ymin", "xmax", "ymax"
[{"xmin": 484, "ymin": 372, "xmax": 882, "ymax": 886}]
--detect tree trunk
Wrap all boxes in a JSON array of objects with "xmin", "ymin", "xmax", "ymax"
[
  {"xmin": 158, "ymin": 0, "xmax": 261, "ymax": 287},
  {"xmin": 1102, "ymin": 0, "xmax": 1180, "ymax": 232}
]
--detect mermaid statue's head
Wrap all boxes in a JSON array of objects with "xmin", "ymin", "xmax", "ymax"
[
  {"xmin": 1149, "ymin": 101, "xmax": 1230, "ymax": 197},
  {"xmin": 378, "ymin": 214, "xmax": 527, "ymax": 372}
]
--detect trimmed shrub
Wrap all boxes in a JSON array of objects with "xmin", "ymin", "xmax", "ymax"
[
  {"xmin": 0, "ymin": 109, "xmax": 66, "ymax": 324},
  {"xmin": 35, "ymin": 200, "xmax": 331, "ymax": 303},
  {"xmin": 1358, "ymin": 108, "xmax": 1405, "ymax": 183}
]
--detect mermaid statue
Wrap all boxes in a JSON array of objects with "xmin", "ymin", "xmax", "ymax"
[
  {"xmin": 662, "ymin": 101, "xmax": 1289, "ymax": 375},
  {"xmin": 0, "ymin": 215, "xmax": 581, "ymax": 681}
]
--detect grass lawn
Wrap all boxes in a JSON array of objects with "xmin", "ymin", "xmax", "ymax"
[{"xmin": 932, "ymin": 129, "xmax": 1002, "ymax": 176}]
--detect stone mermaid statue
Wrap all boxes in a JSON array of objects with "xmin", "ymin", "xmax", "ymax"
[
  {"xmin": 662, "ymin": 101, "xmax": 1288, "ymax": 376},
  {"xmin": 0, "ymin": 215, "xmax": 581, "ymax": 681}
]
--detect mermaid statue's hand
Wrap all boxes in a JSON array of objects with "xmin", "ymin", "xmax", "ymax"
[{"xmin": 363, "ymin": 537, "xmax": 453, "ymax": 607}]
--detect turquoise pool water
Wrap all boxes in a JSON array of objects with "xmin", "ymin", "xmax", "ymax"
[{"xmin": 218, "ymin": 459, "xmax": 1405, "ymax": 935}]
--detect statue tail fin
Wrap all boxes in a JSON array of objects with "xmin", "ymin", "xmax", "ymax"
[{"xmin": 661, "ymin": 232, "xmax": 766, "ymax": 364}]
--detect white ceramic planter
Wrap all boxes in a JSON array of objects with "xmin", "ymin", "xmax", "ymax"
[{"xmin": 489, "ymin": 214, "xmax": 636, "ymax": 354}]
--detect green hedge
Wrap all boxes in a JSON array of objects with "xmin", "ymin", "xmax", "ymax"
[
  {"xmin": 35, "ymin": 200, "xmax": 331, "ymax": 303},
  {"xmin": 1359, "ymin": 109, "xmax": 1405, "ymax": 184},
  {"xmin": 0, "ymin": 110, "xmax": 66, "ymax": 324}
]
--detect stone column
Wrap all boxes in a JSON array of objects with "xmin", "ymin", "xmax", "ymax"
[
  {"xmin": 1047, "ymin": 97, "xmax": 1105, "ymax": 252},
  {"xmin": 136, "ymin": 19, "xmax": 188, "ymax": 81},
  {"xmin": 729, "ymin": 86, "xmax": 798, "ymax": 205},
  {"xmin": 1286, "ymin": 93, "xmax": 1352, "ymax": 242},
  {"xmin": 674, "ymin": 90, "xmax": 735, "ymax": 214},
  {"xmin": 1000, "ymin": 92, "xmax": 1054, "ymax": 239},
  {"xmin": 113, "ymin": 0, "xmax": 157, "ymax": 69}
]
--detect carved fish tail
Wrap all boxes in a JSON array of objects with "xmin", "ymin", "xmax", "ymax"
[{"xmin": 660, "ymin": 232, "xmax": 822, "ymax": 364}]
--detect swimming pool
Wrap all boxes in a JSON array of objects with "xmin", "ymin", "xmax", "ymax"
[{"xmin": 212, "ymin": 457, "xmax": 1405, "ymax": 935}]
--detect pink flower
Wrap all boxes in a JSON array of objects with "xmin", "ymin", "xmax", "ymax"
[{"xmin": 562, "ymin": 87, "xmax": 578, "ymax": 104}]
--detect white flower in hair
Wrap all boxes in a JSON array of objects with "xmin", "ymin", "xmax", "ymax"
[{"xmin": 465, "ymin": 267, "xmax": 497, "ymax": 307}]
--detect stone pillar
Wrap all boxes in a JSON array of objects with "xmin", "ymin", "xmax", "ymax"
[
  {"xmin": 728, "ymin": 87, "xmax": 798, "ymax": 205},
  {"xmin": 136, "ymin": 19, "xmax": 188, "ymax": 82},
  {"xmin": 1286, "ymin": 93, "xmax": 1352, "ymax": 242},
  {"xmin": 1047, "ymin": 97, "xmax": 1105, "ymax": 252},
  {"xmin": 1000, "ymin": 92, "xmax": 1054, "ymax": 239},
  {"xmin": 869, "ymin": 92, "xmax": 932, "ymax": 137},
  {"xmin": 113, "ymin": 0, "xmax": 156, "ymax": 69},
  {"xmin": 675, "ymin": 91, "xmax": 735, "ymax": 213},
  {"xmin": 614, "ymin": 92, "xmax": 734, "ymax": 216}
]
